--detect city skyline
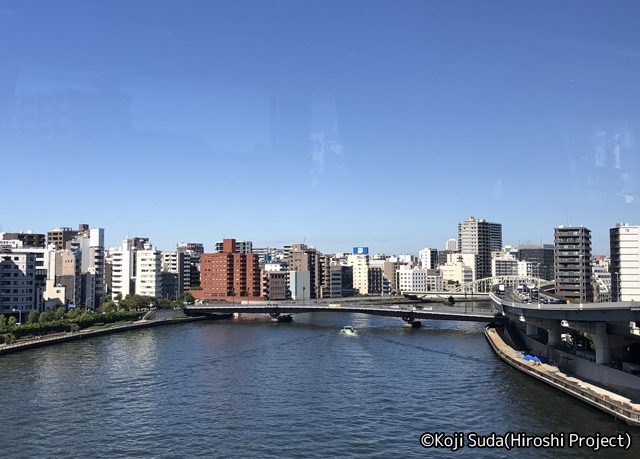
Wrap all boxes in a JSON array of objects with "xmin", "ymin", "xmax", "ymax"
[
  {"xmin": 1, "ymin": 218, "xmax": 633, "ymax": 257},
  {"xmin": 2, "ymin": 1, "xmax": 639, "ymax": 256}
]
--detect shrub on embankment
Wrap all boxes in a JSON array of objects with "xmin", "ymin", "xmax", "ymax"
[{"xmin": 0, "ymin": 311, "xmax": 142, "ymax": 338}]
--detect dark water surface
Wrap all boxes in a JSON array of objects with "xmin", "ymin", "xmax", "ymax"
[{"xmin": 1, "ymin": 306, "xmax": 638, "ymax": 458}]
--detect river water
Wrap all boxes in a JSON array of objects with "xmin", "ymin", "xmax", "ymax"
[{"xmin": 1, "ymin": 303, "xmax": 638, "ymax": 458}]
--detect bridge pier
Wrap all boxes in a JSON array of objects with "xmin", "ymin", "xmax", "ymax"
[
  {"xmin": 592, "ymin": 322, "xmax": 612, "ymax": 365},
  {"xmin": 558, "ymin": 320, "xmax": 613, "ymax": 365},
  {"xmin": 403, "ymin": 321, "xmax": 422, "ymax": 328},
  {"xmin": 541, "ymin": 319, "xmax": 561, "ymax": 347},
  {"xmin": 525, "ymin": 323, "xmax": 538, "ymax": 337},
  {"xmin": 271, "ymin": 315, "xmax": 293, "ymax": 323}
]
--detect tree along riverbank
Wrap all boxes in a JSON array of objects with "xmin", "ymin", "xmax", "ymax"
[
  {"xmin": 0, "ymin": 314, "xmax": 206, "ymax": 356},
  {"xmin": 0, "ymin": 310, "xmax": 148, "ymax": 345}
]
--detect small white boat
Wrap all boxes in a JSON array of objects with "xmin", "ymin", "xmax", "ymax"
[{"xmin": 341, "ymin": 326, "xmax": 355, "ymax": 334}]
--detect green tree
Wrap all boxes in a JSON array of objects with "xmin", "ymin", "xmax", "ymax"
[
  {"xmin": 0, "ymin": 314, "xmax": 7, "ymax": 327},
  {"xmin": 182, "ymin": 292, "xmax": 195, "ymax": 304},
  {"xmin": 54, "ymin": 306, "xmax": 66, "ymax": 320},
  {"xmin": 101, "ymin": 301, "xmax": 116, "ymax": 314},
  {"xmin": 27, "ymin": 309, "xmax": 40, "ymax": 324},
  {"xmin": 115, "ymin": 293, "xmax": 123, "ymax": 302},
  {"xmin": 159, "ymin": 298, "xmax": 172, "ymax": 309},
  {"xmin": 39, "ymin": 310, "xmax": 54, "ymax": 323},
  {"xmin": 8, "ymin": 316, "xmax": 17, "ymax": 326}
]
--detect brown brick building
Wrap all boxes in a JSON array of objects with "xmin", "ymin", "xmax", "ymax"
[{"xmin": 194, "ymin": 238, "xmax": 263, "ymax": 301}]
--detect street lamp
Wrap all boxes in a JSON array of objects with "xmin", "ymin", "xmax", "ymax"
[
  {"xmin": 302, "ymin": 286, "xmax": 306, "ymax": 306},
  {"xmin": 12, "ymin": 308, "xmax": 22, "ymax": 325}
]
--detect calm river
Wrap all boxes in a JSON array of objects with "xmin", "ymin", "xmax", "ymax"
[{"xmin": 1, "ymin": 305, "xmax": 638, "ymax": 458}]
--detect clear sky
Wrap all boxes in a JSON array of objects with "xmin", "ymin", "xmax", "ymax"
[{"xmin": 1, "ymin": 0, "xmax": 639, "ymax": 255}]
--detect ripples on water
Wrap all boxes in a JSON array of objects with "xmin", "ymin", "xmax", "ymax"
[{"xmin": 1, "ymin": 307, "xmax": 639, "ymax": 458}]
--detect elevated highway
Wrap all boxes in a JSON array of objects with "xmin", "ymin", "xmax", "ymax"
[
  {"xmin": 490, "ymin": 291, "xmax": 640, "ymax": 401},
  {"xmin": 491, "ymin": 292, "xmax": 640, "ymax": 323}
]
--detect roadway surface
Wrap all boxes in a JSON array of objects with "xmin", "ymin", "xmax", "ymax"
[{"xmin": 491, "ymin": 292, "xmax": 640, "ymax": 322}]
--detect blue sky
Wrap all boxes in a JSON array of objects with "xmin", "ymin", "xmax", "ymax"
[{"xmin": 1, "ymin": 0, "xmax": 639, "ymax": 255}]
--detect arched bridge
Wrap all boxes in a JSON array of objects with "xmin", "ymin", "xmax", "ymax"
[{"xmin": 403, "ymin": 275, "xmax": 552, "ymax": 299}]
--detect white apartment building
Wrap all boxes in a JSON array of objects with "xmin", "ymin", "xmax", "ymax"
[
  {"xmin": 162, "ymin": 250, "xmax": 190, "ymax": 297},
  {"xmin": 441, "ymin": 262, "xmax": 474, "ymax": 287},
  {"xmin": 592, "ymin": 256, "xmax": 612, "ymax": 303},
  {"xmin": 264, "ymin": 262, "xmax": 288, "ymax": 272},
  {"xmin": 135, "ymin": 244, "xmax": 163, "ymax": 298},
  {"xmin": 491, "ymin": 254, "xmax": 518, "ymax": 277},
  {"xmin": 458, "ymin": 216, "xmax": 502, "ymax": 280},
  {"xmin": 111, "ymin": 239, "xmax": 136, "ymax": 298},
  {"xmin": 13, "ymin": 247, "xmax": 55, "ymax": 311},
  {"xmin": 347, "ymin": 254, "xmax": 369, "ymax": 294},
  {"xmin": 446, "ymin": 238, "xmax": 458, "ymax": 252},
  {"xmin": 517, "ymin": 260, "xmax": 536, "ymax": 277},
  {"xmin": 67, "ymin": 227, "xmax": 105, "ymax": 309},
  {"xmin": 447, "ymin": 252, "xmax": 477, "ymax": 280},
  {"xmin": 397, "ymin": 254, "xmax": 417, "ymax": 266},
  {"xmin": 610, "ymin": 223, "xmax": 640, "ymax": 301},
  {"xmin": 397, "ymin": 265, "xmax": 443, "ymax": 292},
  {"xmin": 0, "ymin": 252, "xmax": 36, "ymax": 316},
  {"xmin": 419, "ymin": 248, "xmax": 438, "ymax": 270}
]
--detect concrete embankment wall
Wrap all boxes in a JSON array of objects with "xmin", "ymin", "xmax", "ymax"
[
  {"xmin": 520, "ymin": 333, "xmax": 640, "ymax": 401},
  {"xmin": 0, "ymin": 316, "xmax": 205, "ymax": 356},
  {"xmin": 486, "ymin": 325, "xmax": 640, "ymax": 426}
]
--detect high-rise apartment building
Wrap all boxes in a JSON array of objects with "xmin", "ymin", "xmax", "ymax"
[
  {"xmin": 347, "ymin": 254, "xmax": 369, "ymax": 294},
  {"xmin": 286, "ymin": 244, "xmax": 320, "ymax": 298},
  {"xmin": 162, "ymin": 250, "xmax": 190, "ymax": 300},
  {"xmin": 317, "ymin": 255, "xmax": 343, "ymax": 298},
  {"xmin": 609, "ymin": 223, "xmax": 640, "ymax": 302},
  {"xmin": 60, "ymin": 226, "xmax": 105, "ymax": 309},
  {"xmin": 135, "ymin": 244, "xmax": 163, "ymax": 298},
  {"xmin": 554, "ymin": 226, "xmax": 593, "ymax": 303},
  {"xmin": 0, "ymin": 252, "xmax": 36, "ymax": 317},
  {"xmin": 110, "ymin": 237, "xmax": 150, "ymax": 298},
  {"xmin": 458, "ymin": 216, "xmax": 502, "ymax": 281},
  {"xmin": 198, "ymin": 239, "xmax": 262, "ymax": 301},
  {"xmin": 446, "ymin": 238, "xmax": 458, "ymax": 252},
  {"xmin": 177, "ymin": 242, "xmax": 204, "ymax": 288}
]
